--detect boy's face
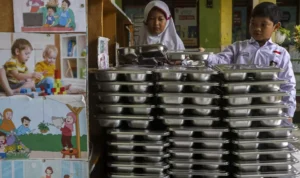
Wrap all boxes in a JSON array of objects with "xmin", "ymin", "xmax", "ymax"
[
  {"xmin": 147, "ymin": 9, "xmax": 167, "ymax": 35},
  {"xmin": 249, "ymin": 17, "xmax": 280, "ymax": 43},
  {"xmin": 23, "ymin": 120, "xmax": 30, "ymax": 127},
  {"xmin": 62, "ymin": 1, "xmax": 69, "ymax": 10},
  {"xmin": 47, "ymin": 8, "xmax": 54, "ymax": 16},
  {"xmin": 15, "ymin": 47, "xmax": 32, "ymax": 63},
  {"xmin": 0, "ymin": 136, "xmax": 5, "ymax": 144},
  {"xmin": 45, "ymin": 51, "xmax": 57, "ymax": 65}
]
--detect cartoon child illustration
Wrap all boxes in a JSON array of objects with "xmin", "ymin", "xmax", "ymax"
[
  {"xmin": 0, "ymin": 132, "xmax": 7, "ymax": 159},
  {"xmin": 41, "ymin": 166, "xmax": 53, "ymax": 178},
  {"xmin": 56, "ymin": 0, "xmax": 76, "ymax": 30},
  {"xmin": 44, "ymin": 6, "xmax": 57, "ymax": 27},
  {"xmin": 37, "ymin": 0, "xmax": 59, "ymax": 25},
  {"xmin": 0, "ymin": 109, "xmax": 16, "ymax": 135},
  {"xmin": 59, "ymin": 112, "xmax": 76, "ymax": 153},
  {"xmin": 26, "ymin": 0, "xmax": 45, "ymax": 13},
  {"xmin": 64, "ymin": 175, "xmax": 70, "ymax": 178},
  {"xmin": 16, "ymin": 117, "xmax": 32, "ymax": 136}
]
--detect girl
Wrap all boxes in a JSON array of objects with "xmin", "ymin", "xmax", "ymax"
[
  {"xmin": 137, "ymin": 1, "xmax": 185, "ymax": 51},
  {"xmin": 43, "ymin": 166, "xmax": 53, "ymax": 178},
  {"xmin": 0, "ymin": 109, "xmax": 16, "ymax": 135},
  {"xmin": 60, "ymin": 112, "xmax": 76, "ymax": 153}
]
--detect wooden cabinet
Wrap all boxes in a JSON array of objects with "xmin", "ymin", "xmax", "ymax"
[{"xmin": 88, "ymin": 0, "xmax": 133, "ymax": 68}]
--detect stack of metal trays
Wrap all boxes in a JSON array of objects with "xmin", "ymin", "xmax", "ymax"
[
  {"xmin": 93, "ymin": 66, "xmax": 169, "ymax": 178},
  {"xmin": 214, "ymin": 64, "xmax": 300, "ymax": 178},
  {"xmin": 155, "ymin": 66, "xmax": 229, "ymax": 178}
]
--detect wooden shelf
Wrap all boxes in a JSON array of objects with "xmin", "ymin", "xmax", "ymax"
[{"xmin": 88, "ymin": 0, "xmax": 134, "ymax": 68}]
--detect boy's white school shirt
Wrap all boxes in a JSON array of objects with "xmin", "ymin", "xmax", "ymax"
[{"xmin": 207, "ymin": 38, "xmax": 296, "ymax": 118}]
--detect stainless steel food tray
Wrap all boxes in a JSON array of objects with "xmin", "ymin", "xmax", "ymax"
[
  {"xmin": 97, "ymin": 104, "xmax": 155, "ymax": 114},
  {"xmin": 226, "ymin": 115, "xmax": 288, "ymax": 128},
  {"xmin": 169, "ymin": 159, "xmax": 228, "ymax": 170},
  {"xmin": 222, "ymin": 80, "xmax": 287, "ymax": 93},
  {"xmin": 157, "ymin": 93, "xmax": 219, "ymax": 105},
  {"xmin": 233, "ymin": 137, "xmax": 298, "ymax": 150},
  {"xmin": 213, "ymin": 64, "xmax": 283, "ymax": 81},
  {"xmin": 158, "ymin": 115, "xmax": 219, "ymax": 127},
  {"xmin": 97, "ymin": 92, "xmax": 153, "ymax": 104},
  {"xmin": 169, "ymin": 148, "xmax": 228, "ymax": 159},
  {"xmin": 232, "ymin": 126, "xmax": 295, "ymax": 139},
  {"xmin": 233, "ymin": 147, "xmax": 297, "ymax": 161},
  {"xmin": 224, "ymin": 104, "xmax": 289, "ymax": 117},
  {"xmin": 223, "ymin": 92, "xmax": 289, "ymax": 105},
  {"xmin": 169, "ymin": 170, "xmax": 228, "ymax": 177},
  {"xmin": 234, "ymin": 168, "xmax": 300, "ymax": 178},
  {"xmin": 109, "ymin": 174, "xmax": 169, "ymax": 178},
  {"xmin": 107, "ymin": 129, "xmax": 169, "ymax": 141},
  {"xmin": 95, "ymin": 82, "xmax": 154, "ymax": 92},
  {"xmin": 169, "ymin": 137, "xmax": 229, "ymax": 149},
  {"xmin": 168, "ymin": 127, "xmax": 228, "ymax": 137},
  {"xmin": 108, "ymin": 162, "xmax": 169, "ymax": 173},
  {"xmin": 97, "ymin": 114, "xmax": 154, "ymax": 128},
  {"xmin": 109, "ymin": 151, "xmax": 170, "ymax": 162},
  {"xmin": 158, "ymin": 105, "xmax": 219, "ymax": 115},
  {"xmin": 93, "ymin": 68, "xmax": 153, "ymax": 81},
  {"xmin": 108, "ymin": 141, "xmax": 169, "ymax": 152},
  {"xmin": 157, "ymin": 82, "xmax": 219, "ymax": 93}
]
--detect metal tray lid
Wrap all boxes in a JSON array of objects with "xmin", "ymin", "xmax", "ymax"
[
  {"xmin": 223, "ymin": 80, "xmax": 287, "ymax": 86},
  {"xmin": 232, "ymin": 137, "xmax": 298, "ymax": 144},
  {"xmin": 234, "ymin": 157, "xmax": 298, "ymax": 166},
  {"xmin": 158, "ymin": 104, "xmax": 219, "ymax": 110},
  {"xmin": 155, "ymin": 66, "xmax": 187, "ymax": 73},
  {"xmin": 169, "ymin": 158, "xmax": 228, "ymax": 165},
  {"xmin": 96, "ymin": 114, "xmax": 154, "ymax": 120},
  {"xmin": 233, "ymin": 147, "xmax": 297, "ymax": 155},
  {"xmin": 109, "ymin": 141, "xmax": 170, "ymax": 147},
  {"xmin": 234, "ymin": 169, "xmax": 299, "ymax": 178},
  {"xmin": 157, "ymin": 81, "xmax": 219, "ymax": 86},
  {"xmin": 169, "ymin": 148, "xmax": 229, "ymax": 154},
  {"xmin": 226, "ymin": 114, "xmax": 288, "ymax": 121},
  {"xmin": 108, "ymin": 129, "xmax": 169, "ymax": 136},
  {"xmin": 169, "ymin": 126, "xmax": 228, "ymax": 132},
  {"xmin": 96, "ymin": 81, "xmax": 154, "ymax": 86},
  {"xmin": 92, "ymin": 67, "xmax": 153, "ymax": 74},
  {"xmin": 224, "ymin": 104, "xmax": 289, "ymax": 110},
  {"xmin": 109, "ymin": 151, "xmax": 170, "ymax": 158},
  {"xmin": 97, "ymin": 104, "xmax": 155, "ymax": 108},
  {"xmin": 169, "ymin": 170, "xmax": 228, "ymax": 177},
  {"xmin": 232, "ymin": 126, "xmax": 296, "ymax": 133},
  {"xmin": 223, "ymin": 92, "xmax": 289, "ymax": 98},
  {"xmin": 169, "ymin": 137, "xmax": 229, "ymax": 143},
  {"xmin": 158, "ymin": 115, "xmax": 219, "ymax": 121},
  {"xmin": 213, "ymin": 64, "xmax": 283, "ymax": 73},
  {"xmin": 108, "ymin": 162, "xmax": 169, "ymax": 169},
  {"xmin": 109, "ymin": 174, "xmax": 169, "ymax": 178},
  {"xmin": 157, "ymin": 93, "xmax": 220, "ymax": 98},
  {"xmin": 97, "ymin": 92, "xmax": 153, "ymax": 97}
]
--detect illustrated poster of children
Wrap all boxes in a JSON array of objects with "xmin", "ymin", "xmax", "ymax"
[
  {"xmin": 41, "ymin": 166, "xmax": 54, "ymax": 178},
  {"xmin": 16, "ymin": 116, "xmax": 34, "ymax": 136},
  {"xmin": 57, "ymin": 112, "xmax": 76, "ymax": 153},
  {"xmin": 0, "ymin": 108, "xmax": 16, "ymax": 135},
  {"xmin": 55, "ymin": 0, "xmax": 76, "ymax": 30}
]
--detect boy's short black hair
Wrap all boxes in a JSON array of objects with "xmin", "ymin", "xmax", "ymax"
[
  {"xmin": 62, "ymin": 0, "xmax": 70, "ymax": 7},
  {"xmin": 47, "ymin": 6, "xmax": 56, "ymax": 13},
  {"xmin": 251, "ymin": 2, "xmax": 282, "ymax": 24},
  {"xmin": 21, "ymin": 116, "xmax": 31, "ymax": 123}
]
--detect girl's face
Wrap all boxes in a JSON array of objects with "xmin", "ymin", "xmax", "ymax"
[
  {"xmin": 5, "ymin": 112, "xmax": 12, "ymax": 120},
  {"xmin": 146, "ymin": 8, "xmax": 167, "ymax": 35},
  {"xmin": 66, "ymin": 116, "xmax": 74, "ymax": 124},
  {"xmin": 45, "ymin": 51, "xmax": 57, "ymax": 65},
  {"xmin": 46, "ymin": 169, "xmax": 52, "ymax": 174}
]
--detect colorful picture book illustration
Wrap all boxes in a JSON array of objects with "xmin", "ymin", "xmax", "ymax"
[
  {"xmin": 0, "ymin": 95, "xmax": 88, "ymax": 160},
  {"xmin": 0, "ymin": 32, "xmax": 86, "ymax": 96},
  {"xmin": 0, "ymin": 159, "xmax": 88, "ymax": 178},
  {"xmin": 13, "ymin": 0, "xmax": 86, "ymax": 33}
]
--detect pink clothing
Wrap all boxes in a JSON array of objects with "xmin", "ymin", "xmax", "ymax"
[{"xmin": 60, "ymin": 126, "xmax": 72, "ymax": 137}]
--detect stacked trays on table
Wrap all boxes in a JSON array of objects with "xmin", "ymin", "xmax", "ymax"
[
  {"xmin": 93, "ymin": 66, "xmax": 170, "ymax": 178},
  {"xmin": 155, "ymin": 66, "xmax": 230, "ymax": 178},
  {"xmin": 214, "ymin": 64, "xmax": 300, "ymax": 178}
]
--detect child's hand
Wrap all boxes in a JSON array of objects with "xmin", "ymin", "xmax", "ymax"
[
  {"xmin": 199, "ymin": 47, "xmax": 205, "ymax": 52},
  {"xmin": 32, "ymin": 72, "xmax": 43, "ymax": 79}
]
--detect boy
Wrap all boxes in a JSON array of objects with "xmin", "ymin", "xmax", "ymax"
[
  {"xmin": 44, "ymin": 6, "xmax": 56, "ymax": 27},
  {"xmin": 0, "ymin": 39, "xmax": 43, "ymax": 94},
  {"xmin": 35, "ymin": 45, "xmax": 71, "ymax": 89},
  {"xmin": 206, "ymin": 2, "xmax": 296, "ymax": 123},
  {"xmin": 16, "ymin": 116, "xmax": 32, "ymax": 136}
]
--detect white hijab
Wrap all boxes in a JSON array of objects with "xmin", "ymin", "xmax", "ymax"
[{"xmin": 137, "ymin": 0, "xmax": 185, "ymax": 51}]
